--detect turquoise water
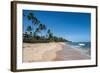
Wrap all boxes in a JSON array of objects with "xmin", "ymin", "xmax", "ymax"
[
  {"xmin": 67, "ymin": 42, "xmax": 91, "ymax": 49},
  {"xmin": 66, "ymin": 42, "xmax": 91, "ymax": 55}
]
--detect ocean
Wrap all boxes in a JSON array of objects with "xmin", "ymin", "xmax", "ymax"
[
  {"xmin": 67, "ymin": 42, "xmax": 91, "ymax": 49},
  {"xmin": 66, "ymin": 42, "xmax": 91, "ymax": 55}
]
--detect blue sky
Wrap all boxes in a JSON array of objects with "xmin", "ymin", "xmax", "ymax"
[{"xmin": 23, "ymin": 10, "xmax": 91, "ymax": 42}]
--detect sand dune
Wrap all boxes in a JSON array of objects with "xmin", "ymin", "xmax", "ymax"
[{"xmin": 23, "ymin": 42, "xmax": 90, "ymax": 63}]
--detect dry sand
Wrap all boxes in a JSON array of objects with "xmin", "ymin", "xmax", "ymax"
[{"xmin": 22, "ymin": 42, "xmax": 90, "ymax": 63}]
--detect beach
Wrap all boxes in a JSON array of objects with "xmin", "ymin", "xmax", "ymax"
[{"xmin": 23, "ymin": 42, "xmax": 90, "ymax": 62}]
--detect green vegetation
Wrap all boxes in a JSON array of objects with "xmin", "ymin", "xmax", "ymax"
[{"xmin": 23, "ymin": 12, "xmax": 69, "ymax": 43}]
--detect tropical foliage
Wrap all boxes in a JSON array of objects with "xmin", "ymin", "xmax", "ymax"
[{"xmin": 23, "ymin": 12, "xmax": 69, "ymax": 43}]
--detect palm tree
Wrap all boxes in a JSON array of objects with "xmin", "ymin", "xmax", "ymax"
[
  {"xmin": 26, "ymin": 25, "xmax": 32, "ymax": 38},
  {"xmin": 34, "ymin": 28, "xmax": 40, "ymax": 37},
  {"xmin": 33, "ymin": 17, "xmax": 40, "ymax": 25},
  {"xmin": 27, "ymin": 12, "xmax": 40, "ymax": 36},
  {"xmin": 39, "ymin": 24, "xmax": 46, "ymax": 36},
  {"xmin": 23, "ymin": 32, "xmax": 28, "ymax": 39},
  {"xmin": 47, "ymin": 29, "xmax": 50, "ymax": 34},
  {"xmin": 27, "ymin": 13, "xmax": 34, "ymax": 20},
  {"xmin": 47, "ymin": 29, "xmax": 53, "ymax": 40}
]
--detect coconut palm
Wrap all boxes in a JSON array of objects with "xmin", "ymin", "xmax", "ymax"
[
  {"xmin": 27, "ymin": 13, "xmax": 34, "ymax": 20},
  {"xmin": 39, "ymin": 24, "xmax": 46, "ymax": 36},
  {"xmin": 34, "ymin": 28, "xmax": 40, "ymax": 37},
  {"xmin": 26, "ymin": 25, "xmax": 32, "ymax": 38},
  {"xmin": 27, "ymin": 12, "xmax": 40, "ymax": 36},
  {"xmin": 27, "ymin": 12, "xmax": 40, "ymax": 25},
  {"xmin": 47, "ymin": 29, "xmax": 53, "ymax": 40},
  {"xmin": 33, "ymin": 17, "xmax": 40, "ymax": 25},
  {"xmin": 39, "ymin": 24, "xmax": 46, "ymax": 30},
  {"xmin": 47, "ymin": 29, "xmax": 51, "ymax": 34}
]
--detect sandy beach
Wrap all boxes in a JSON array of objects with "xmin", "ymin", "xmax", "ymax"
[{"xmin": 22, "ymin": 42, "xmax": 90, "ymax": 63}]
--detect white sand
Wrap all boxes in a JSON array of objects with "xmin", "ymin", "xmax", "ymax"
[
  {"xmin": 23, "ymin": 42, "xmax": 90, "ymax": 62},
  {"xmin": 23, "ymin": 42, "xmax": 62, "ymax": 62}
]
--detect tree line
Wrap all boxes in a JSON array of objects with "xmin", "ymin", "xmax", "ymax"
[{"xmin": 23, "ymin": 12, "xmax": 69, "ymax": 43}]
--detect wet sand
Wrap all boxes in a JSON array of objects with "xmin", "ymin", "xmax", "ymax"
[{"xmin": 55, "ymin": 44, "xmax": 90, "ymax": 61}]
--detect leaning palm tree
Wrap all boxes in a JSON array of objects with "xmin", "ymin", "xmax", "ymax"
[
  {"xmin": 34, "ymin": 28, "xmax": 40, "ymax": 37},
  {"xmin": 39, "ymin": 24, "xmax": 46, "ymax": 36},
  {"xmin": 27, "ymin": 13, "xmax": 34, "ymax": 20},
  {"xmin": 33, "ymin": 17, "xmax": 40, "ymax": 25},
  {"xmin": 27, "ymin": 12, "xmax": 40, "ymax": 36},
  {"xmin": 26, "ymin": 25, "xmax": 32, "ymax": 38},
  {"xmin": 47, "ymin": 29, "xmax": 51, "ymax": 34}
]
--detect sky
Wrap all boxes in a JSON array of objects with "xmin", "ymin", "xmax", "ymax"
[{"xmin": 23, "ymin": 10, "xmax": 91, "ymax": 42}]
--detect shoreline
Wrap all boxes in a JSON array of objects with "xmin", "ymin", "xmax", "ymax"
[
  {"xmin": 23, "ymin": 42, "xmax": 90, "ymax": 63},
  {"xmin": 55, "ymin": 43, "xmax": 90, "ymax": 61}
]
